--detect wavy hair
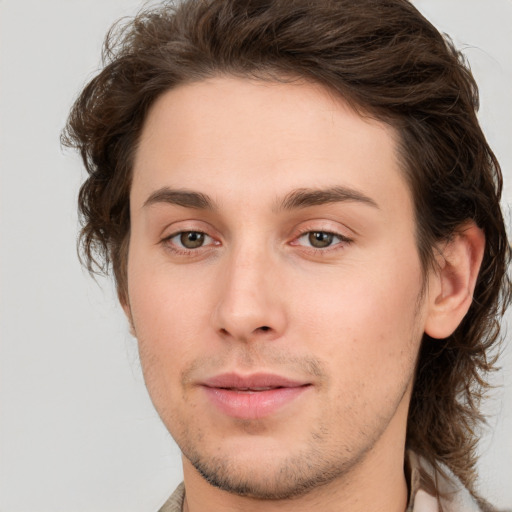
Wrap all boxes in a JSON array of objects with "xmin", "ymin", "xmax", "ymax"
[{"xmin": 62, "ymin": 0, "xmax": 511, "ymax": 498}]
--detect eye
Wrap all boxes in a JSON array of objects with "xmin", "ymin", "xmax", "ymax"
[
  {"xmin": 294, "ymin": 230, "xmax": 351, "ymax": 249},
  {"xmin": 306, "ymin": 231, "xmax": 335, "ymax": 248},
  {"xmin": 166, "ymin": 231, "xmax": 214, "ymax": 250}
]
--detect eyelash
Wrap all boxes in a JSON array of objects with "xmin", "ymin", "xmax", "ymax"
[{"xmin": 161, "ymin": 229, "xmax": 353, "ymax": 256}]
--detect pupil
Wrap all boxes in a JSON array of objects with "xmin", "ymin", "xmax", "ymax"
[
  {"xmin": 181, "ymin": 232, "xmax": 204, "ymax": 249},
  {"xmin": 309, "ymin": 232, "xmax": 333, "ymax": 248}
]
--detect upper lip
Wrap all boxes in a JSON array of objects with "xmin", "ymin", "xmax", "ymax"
[{"xmin": 202, "ymin": 372, "xmax": 310, "ymax": 390}]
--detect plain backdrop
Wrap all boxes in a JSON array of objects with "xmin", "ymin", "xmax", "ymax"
[{"xmin": 0, "ymin": 0, "xmax": 511, "ymax": 510}]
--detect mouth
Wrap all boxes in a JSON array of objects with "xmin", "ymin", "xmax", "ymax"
[{"xmin": 200, "ymin": 373, "xmax": 312, "ymax": 420}]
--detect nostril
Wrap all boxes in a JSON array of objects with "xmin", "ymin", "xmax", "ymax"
[{"xmin": 259, "ymin": 326, "xmax": 271, "ymax": 332}]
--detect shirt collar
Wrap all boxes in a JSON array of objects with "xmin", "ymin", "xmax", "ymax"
[{"xmin": 405, "ymin": 450, "xmax": 485, "ymax": 512}]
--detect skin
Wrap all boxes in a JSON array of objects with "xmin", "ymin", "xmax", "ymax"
[{"xmin": 124, "ymin": 77, "xmax": 483, "ymax": 512}]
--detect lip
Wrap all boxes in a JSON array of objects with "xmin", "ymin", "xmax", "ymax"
[{"xmin": 201, "ymin": 372, "xmax": 311, "ymax": 420}]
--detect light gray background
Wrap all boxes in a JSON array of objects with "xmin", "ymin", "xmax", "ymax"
[{"xmin": 0, "ymin": 1, "xmax": 511, "ymax": 510}]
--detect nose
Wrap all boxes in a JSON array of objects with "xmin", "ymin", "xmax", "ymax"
[{"xmin": 213, "ymin": 244, "xmax": 287, "ymax": 343}]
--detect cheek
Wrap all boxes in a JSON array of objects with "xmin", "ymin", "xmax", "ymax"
[
  {"xmin": 129, "ymin": 251, "xmax": 211, "ymax": 333},
  {"xmin": 126, "ymin": 260, "xmax": 211, "ymax": 394},
  {"xmin": 291, "ymin": 253, "xmax": 424, "ymax": 374}
]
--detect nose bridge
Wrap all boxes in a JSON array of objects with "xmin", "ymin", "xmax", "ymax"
[{"xmin": 213, "ymin": 237, "xmax": 286, "ymax": 341}]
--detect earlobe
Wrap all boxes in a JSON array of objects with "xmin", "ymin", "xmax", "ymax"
[{"xmin": 424, "ymin": 222, "xmax": 485, "ymax": 339}]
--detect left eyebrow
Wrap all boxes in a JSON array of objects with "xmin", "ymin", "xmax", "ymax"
[{"xmin": 275, "ymin": 186, "xmax": 379, "ymax": 212}]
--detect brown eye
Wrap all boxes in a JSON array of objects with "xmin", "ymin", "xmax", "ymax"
[
  {"xmin": 179, "ymin": 231, "xmax": 206, "ymax": 249},
  {"xmin": 308, "ymin": 231, "xmax": 334, "ymax": 248}
]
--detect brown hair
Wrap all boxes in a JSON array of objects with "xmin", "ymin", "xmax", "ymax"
[{"xmin": 62, "ymin": 0, "xmax": 511, "ymax": 498}]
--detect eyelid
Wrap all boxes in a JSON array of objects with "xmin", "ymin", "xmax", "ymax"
[
  {"xmin": 158, "ymin": 217, "xmax": 220, "ymax": 241},
  {"xmin": 292, "ymin": 220, "xmax": 353, "ymax": 239}
]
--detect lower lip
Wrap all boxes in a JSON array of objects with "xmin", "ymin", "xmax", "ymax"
[{"xmin": 202, "ymin": 385, "xmax": 310, "ymax": 420}]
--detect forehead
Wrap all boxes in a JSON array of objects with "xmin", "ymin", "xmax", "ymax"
[{"xmin": 131, "ymin": 76, "xmax": 410, "ymax": 217}]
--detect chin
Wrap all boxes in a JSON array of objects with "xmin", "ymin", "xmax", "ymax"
[{"xmin": 182, "ymin": 441, "xmax": 362, "ymax": 500}]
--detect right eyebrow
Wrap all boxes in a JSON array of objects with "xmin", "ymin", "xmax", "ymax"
[{"xmin": 143, "ymin": 187, "xmax": 216, "ymax": 210}]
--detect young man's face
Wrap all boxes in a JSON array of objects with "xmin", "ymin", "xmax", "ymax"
[{"xmin": 126, "ymin": 77, "xmax": 431, "ymax": 499}]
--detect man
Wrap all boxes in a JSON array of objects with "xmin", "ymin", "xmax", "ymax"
[{"xmin": 62, "ymin": 0, "xmax": 511, "ymax": 510}]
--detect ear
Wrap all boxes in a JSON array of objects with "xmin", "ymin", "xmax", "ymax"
[{"xmin": 424, "ymin": 222, "xmax": 485, "ymax": 339}]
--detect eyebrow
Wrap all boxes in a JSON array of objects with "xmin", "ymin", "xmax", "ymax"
[
  {"xmin": 142, "ymin": 185, "xmax": 379, "ymax": 212},
  {"xmin": 276, "ymin": 186, "xmax": 379, "ymax": 212},
  {"xmin": 143, "ymin": 188, "xmax": 216, "ymax": 210}
]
